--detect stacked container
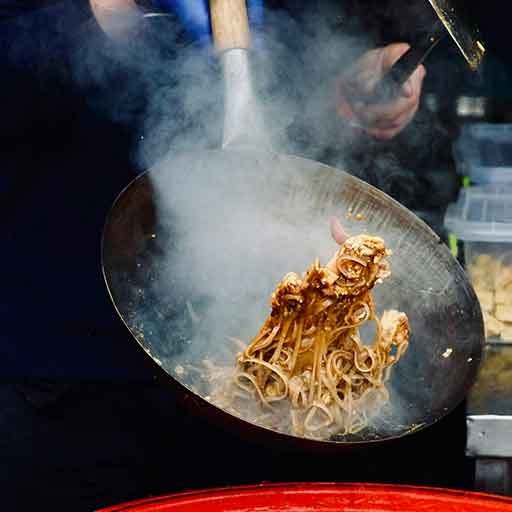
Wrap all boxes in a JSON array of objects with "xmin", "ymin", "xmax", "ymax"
[
  {"xmin": 453, "ymin": 123, "xmax": 512, "ymax": 185},
  {"xmin": 445, "ymin": 123, "xmax": 512, "ymax": 343}
]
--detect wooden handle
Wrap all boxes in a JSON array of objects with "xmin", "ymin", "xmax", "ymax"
[{"xmin": 209, "ymin": 0, "xmax": 251, "ymax": 52}]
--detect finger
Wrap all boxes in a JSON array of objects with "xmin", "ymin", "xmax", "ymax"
[
  {"xmin": 356, "ymin": 94, "xmax": 417, "ymax": 128},
  {"xmin": 390, "ymin": 100, "xmax": 420, "ymax": 129},
  {"xmin": 402, "ymin": 64, "xmax": 426, "ymax": 99},
  {"xmin": 372, "ymin": 103, "xmax": 418, "ymax": 139},
  {"xmin": 329, "ymin": 217, "xmax": 348, "ymax": 245},
  {"xmin": 369, "ymin": 92, "xmax": 420, "ymax": 130},
  {"xmin": 341, "ymin": 48, "xmax": 385, "ymax": 96},
  {"xmin": 355, "ymin": 65, "xmax": 425, "ymax": 129},
  {"xmin": 381, "ymin": 43, "xmax": 417, "ymax": 99},
  {"xmin": 351, "ymin": 44, "xmax": 409, "ymax": 90},
  {"xmin": 365, "ymin": 102, "xmax": 419, "ymax": 140},
  {"xmin": 368, "ymin": 104, "xmax": 417, "ymax": 133},
  {"xmin": 342, "ymin": 44, "xmax": 410, "ymax": 98},
  {"xmin": 381, "ymin": 43, "xmax": 411, "ymax": 73}
]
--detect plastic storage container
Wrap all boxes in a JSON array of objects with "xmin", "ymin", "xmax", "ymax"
[
  {"xmin": 445, "ymin": 185, "xmax": 512, "ymax": 342},
  {"xmin": 454, "ymin": 123, "xmax": 512, "ymax": 185}
]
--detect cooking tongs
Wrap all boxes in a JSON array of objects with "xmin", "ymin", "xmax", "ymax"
[{"xmin": 355, "ymin": 0, "xmax": 486, "ymax": 105}]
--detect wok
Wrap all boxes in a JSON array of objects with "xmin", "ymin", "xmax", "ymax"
[{"xmin": 102, "ymin": 0, "xmax": 484, "ymax": 451}]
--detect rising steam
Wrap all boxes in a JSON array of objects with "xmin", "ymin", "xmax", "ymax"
[{"xmin": 77, "ymin": 1, "xmax": 470, "ymax": 441}]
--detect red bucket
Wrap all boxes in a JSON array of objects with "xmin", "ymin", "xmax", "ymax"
[{"xmin": 98, "ymin": 483, "xmax": 512, "ymax": 511}]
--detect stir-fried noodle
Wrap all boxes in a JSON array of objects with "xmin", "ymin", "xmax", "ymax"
[{"xmin": 220, "ymin": 234, "xmax": 410, "ymax": 439}]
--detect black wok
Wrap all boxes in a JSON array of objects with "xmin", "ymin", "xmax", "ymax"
[
  {"xmin": 102, "ymin": 148, "xmax": 483, "ymax": 451},
  {"xmin": 101, "ymin": 1, "xmax": 483, "ymax": 452}
]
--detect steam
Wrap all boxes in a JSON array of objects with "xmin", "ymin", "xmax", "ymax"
[
  {"xmin": 119, "ymin": 5, "xmax": 378, "ymax": 167},
  {"xmin": 133, "ymin": 149, "xmax": 424, "ymax": 441},
  {"xmin": 71, "ymin": 2, "xmax": 453, "ymax": 196},
  {"xmin": 131, "ymin": 4, "xmax": 371, "ymax": 369},
  {"xmin": 74, "ymin": 2, "xmax": 464, "ymax": 441},
  {"xmin": 145, "ymin": 150, "xmax": 339, "ymax": 368}
]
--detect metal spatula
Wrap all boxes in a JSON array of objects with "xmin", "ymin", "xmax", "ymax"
[
  {"xmin": 358, "ymin": 0, "xmax": 486, "ymax": 105},
  {"xmin": 427, "ymin": 0, "xmax": 485, "ymax": 71}
]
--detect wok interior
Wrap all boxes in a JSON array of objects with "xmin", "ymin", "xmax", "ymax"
[{"xmin": 102, "ymin": 149, "xmax": 483, "ymax": 443}]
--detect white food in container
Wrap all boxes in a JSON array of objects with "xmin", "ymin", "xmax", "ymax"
[{"xmin": 445, "ymin": 185, "xmax": 512, "ymax": 342}]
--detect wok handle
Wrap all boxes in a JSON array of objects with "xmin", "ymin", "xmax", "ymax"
[{"xmin": 209, "ymin": 0, "xmax": 251, "ymax": 52}]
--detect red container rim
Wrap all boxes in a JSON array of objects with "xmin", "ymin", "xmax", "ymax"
[{"xmin": 97, "ymin": 482, "xmax": 512, "ymax": 512}]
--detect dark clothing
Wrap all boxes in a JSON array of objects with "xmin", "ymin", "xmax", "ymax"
[
  {"xmin": 0, "ymin": 2, "xmax": 496, "ymax": 510},
  {"xmin": 0, "ymin": 1, "xmax": 508, "ymax": 378},
  {"xmin": 1, "ymin": 382, "xmax": 472, "ymax": 512},
  {"xmin": 2, "ymin": 2, "xmax": 148, "ymax": 378}
]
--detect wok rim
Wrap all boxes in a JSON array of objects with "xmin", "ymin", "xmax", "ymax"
[{"xmin": 101, "ymin": 148, "xmax": 484, "ymax": 449}]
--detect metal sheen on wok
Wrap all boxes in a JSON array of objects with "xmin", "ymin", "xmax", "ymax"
[
  {"xmin": 101, "ymin": 0, "xmax": 484, "ymax": 450},
  {"xmin": 102, "ymin": 149, "xmax": 483, "ymax": 448}
]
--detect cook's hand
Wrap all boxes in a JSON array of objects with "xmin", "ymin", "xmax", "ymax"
[
  {"xmin": 90, "ymin": 0, "xmax": 264, "ymax": 42},
  {"xmin": 337, "ymin": 43, "xmax": 426, "ymax": 140},
  {"xmin": 166, "ymin": 0, "xmax": 264, "ymax": 41},
  {"xmin": 90, "ymin": 0, "xmax": 141, "ymax": 39}
]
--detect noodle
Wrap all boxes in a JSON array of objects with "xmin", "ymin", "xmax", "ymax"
[{"xmin": 215, "ymin": 234, "xmax": 410, "ymax": 440}]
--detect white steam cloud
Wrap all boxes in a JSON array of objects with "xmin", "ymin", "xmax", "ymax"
[{"xmin": 75, "ymin": 2, "xmax": 464, "ymax": 442}]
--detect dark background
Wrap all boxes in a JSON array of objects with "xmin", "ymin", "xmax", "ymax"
[{"xmin": 1, "ymin": 1, "xmax": 509, "ymax": 510}]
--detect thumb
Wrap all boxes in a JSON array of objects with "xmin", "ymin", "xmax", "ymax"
[{"xmin": 380, "ymin": 42, "xmax": 411, "ymax": 74}]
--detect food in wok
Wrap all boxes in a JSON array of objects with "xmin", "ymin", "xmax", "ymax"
[{"xmin": 209, "ymin": 229, "xmax": 410, "ymax": 440}]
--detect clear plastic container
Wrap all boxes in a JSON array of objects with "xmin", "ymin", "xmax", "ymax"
[
  {"xmin": 453, "ymin": 123, "xmax": 512, "ymax": 185},
  {"xmin": 445, "ymin": 185, "xmax": 512, "ymax": 343}
]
